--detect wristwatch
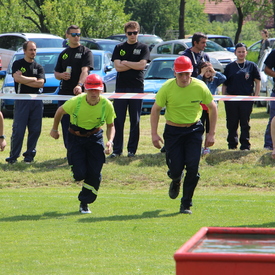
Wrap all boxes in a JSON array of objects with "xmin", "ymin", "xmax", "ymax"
[
  {"xmin": 77, "ymin": 83, "xmax": 83, "ymax": 87},
  {"xmin": 0, "ymin": 135, "xmax": 5, "ymax": 139}
]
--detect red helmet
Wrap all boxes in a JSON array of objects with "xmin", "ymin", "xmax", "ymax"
[
  {"xmin": 174, "ymin": 56, "xmax": 193, "ymax": 73},
  {"xmin": 84, "ymin": 74, "xmax": 104, "ymax": 90}
]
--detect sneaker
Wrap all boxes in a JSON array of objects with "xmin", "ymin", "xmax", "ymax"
[
  {"xmin": 79, "ymin": 203, "xmax": 91, "ymax": 214},
  {"xmin": 24, "ymin": 158, "xmax": 33, "ymax": 164},
  {"xmin": 127, "ymin": 152, "xmax": 135, "ymax": 157},
  {"xmin": 5, "ymin": 157, "xmax": 17, "ymax": 164},
  {"xmin": 169, "ymin": 180, "xmax": 181, "ymax": 199},
  {"xmin": 180, "ymin": 205, "xmax": 192, "ymax": 214},
  {"xmin": 108, "ymin": 153, "xmax": 121, "ymax": 158}
]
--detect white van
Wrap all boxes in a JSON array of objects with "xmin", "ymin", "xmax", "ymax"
[{"xmin": 0, "ymin": 33, "xmax": 63, "ymax": 70}]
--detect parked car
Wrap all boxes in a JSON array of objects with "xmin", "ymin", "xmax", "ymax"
[
  {"xmin": 256, "ymin": 47, "xmax": 274, "ymax": 111},
  {"xmin": 150, "ymin": 39, "xmax": 237, "ymax": 73},
  {"xmin": 79, "ymin": 38, "xmax": 120, "ymax": 53},
  {"xmin": 105, "ymin": 34, "xmax": 163, "ymax": 51},
  {"xmin": 247, "ymin": 38, "xmax": 275, "ymax": 64},
  {"xmin": 86, "ymin": 50, "xmax": 117, "ymax": 93},
  {"xmin": 0, "ymin": 47, "xmax": 64, "ymax": 117},
  {"xmin": 205, "ymin": 35, "xmax": 235, "ymax": 52},
  {"xmin": 0, "ymin": 49, "xmax": 117, "ymax": 117},
  {"xmin": 142, "ymin": 57, "xmax": 176, "ymax": 114},
  {"xmin": 0, "ymin": 33, "xmax": 63, "ymax": 71}
]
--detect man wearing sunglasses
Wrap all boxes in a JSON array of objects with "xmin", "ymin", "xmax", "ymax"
[
  {"xmin": 109, "ymin": 21, "xmax": 150, "ymax": 158},
  {"xmin": 54, "ymin": 25, "xmax": 93, "ymax": 150}
]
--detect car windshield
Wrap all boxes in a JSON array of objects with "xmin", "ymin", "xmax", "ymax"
[
  {"xmin": 98, "ymin": 41, "xmax": 119, "ymax": 52},
  {"xmin": 208, "ymin": 37, "xmax": 234, "ymax": 48},
  {"xmin": 145, "ymin": 59, "xmax": 175, "ymax": 79},
  {"xmin": 138, "ymin": 36, "xmax": 163, "ymax": 46},
  {"xmin": 31, "ymin": 38, "xmax": 63, "ymax": 48},
  {"xmin": 8, "ymin": 52, "xmax": 61, "ymax": 74},
  {"xmin": 204, "ymin": 40, "xmax": 227, "ymax": 52},
  {"xmin": 182, "ymin": 40, "xmax": 226, "ymax": 52},
  {"xmin": 93, "ymin": 55, "xmax": 102, "ymax": 70}
]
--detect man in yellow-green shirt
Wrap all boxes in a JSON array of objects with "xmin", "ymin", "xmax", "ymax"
[
  {"xmin": 150, "ymin": 56, "xmax": 217, "ymax": 214},
  {"xmin": 50, "ymin": 74, "xmax": 116, "ymax": 214}
]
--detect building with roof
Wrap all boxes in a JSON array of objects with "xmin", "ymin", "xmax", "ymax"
[{"xmin": 199, "ymin": 0, "xmax": 237, "ymax": 22}]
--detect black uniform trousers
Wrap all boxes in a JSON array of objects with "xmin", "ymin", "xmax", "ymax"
[
  {"xmin": 67, "ymin": 129, "xmax": 105, "ymax": 204},
  {"xmin": 224, "ymin": 101, "xmax": 253, "ymax": 150},
  {"xmin": 264, "ymin": 90, "xmax": 275, "ymax": 149},
  {"xmin": 113, "ymin": 88, "xmax": 143, "ymax": 155},
  {"xmin": 164, "ymin": 122, "xmax": 204, "ymax": 208},
  {"xmin": 9, "ymin": 100, "xmax": 43, "ymax": 161}
]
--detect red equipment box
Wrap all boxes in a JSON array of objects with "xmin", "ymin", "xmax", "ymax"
[{"xmin": 174, "ymin": 227, "xmax": 275, "ymax": 275}]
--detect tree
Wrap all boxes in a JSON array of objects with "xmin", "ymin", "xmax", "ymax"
[
  {"xmin": 211, "ymin": 0, "xmax": 271, "ymax": 44},
  {"xmin": 0, "ymin": 0, "xmax": 129, "ymax": 38},
  {"xmin": 124, "ymin": 0, "xmax": 179, "ymax": 37},
  {"xmin": 178, "ymin": 0, "xmax": 185, "ymax": 38}
]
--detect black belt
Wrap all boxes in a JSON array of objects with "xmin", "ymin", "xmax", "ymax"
[{"xmin": 68, "ymin": 127, "xmax": 101, "ymax": 137}]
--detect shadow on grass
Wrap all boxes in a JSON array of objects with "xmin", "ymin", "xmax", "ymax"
[
  {"xmin": 231, "ymin": 222, "xmax": 275, "ymax": 228},
  {"xmin": 0, "ymin": 211, "xmax": 79, "ymax": 222},
  {"xmin": 79, "ymin": 209, "xmax": 179, "ymax": 223},
  {"xmin": 106, "ymin": 153, "xmax": 166, "ymax": 167},
  {"xmin": 251, "ymin": 111, "xmax": 269, "ymax": 119},
  {"xmin": 0, "ymin": 158, "xmax": 69, "ymax": 172},
  {"xmin": 204, "ymin": 149, "xmax": 275, "ymax": 167},
  {"xmin": 0, "ymin": 210, "xmax": 180, "ymax": 222},
  {"xmin": 204, "ymin": 149, "xmax": 253, "ymax": 165}
]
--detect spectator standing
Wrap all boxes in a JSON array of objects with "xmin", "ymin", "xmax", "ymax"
[
  {"xmin": 222, "ymin": 43, "xmax": 261, "ymax": 150},
  {"xmin": 182, "ymin": 32, "xmax": 210, "ymax": 77},
  {"xmin": 150, "ymin": 56, "xmax": 217, "ymax": 214},
  {"xmin": 0, "ymin": 111, "xmax": 6, "ymax": 151},
  {"xmin": 197, "ymin": 62, "xmax": 226, "ymax": 155},
  {"xmin": 50, "ymin": 74, "xmax": 116, "ymax": 214},
  {"xmin": 54, "ymin": 25, "xmax": 93, "ymax": 149},
  {"xmin": 258, "ymin": 29, "xmax": 270, "ymax": 62},
  {"xmin": 271, "ymin": 116, "xmax": 275, "ymax": 159},
  {"xmin": 263, "ymin": 49, "xmax": 275, "ymax": 150},
  {"xmin": 6, "ymin": 41, "xmax": 45, "ymax": 164},
  {"xmin": 109, "ymin": 21, "xmax": 150, "ymax": 158}
]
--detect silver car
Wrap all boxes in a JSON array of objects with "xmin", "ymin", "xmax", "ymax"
[
  {"xmin": 0, "ymin": 33, "xmax": 63, "ymax": 71},
  {"xmin": 150, "ymin": 38, "xmax": 236, "ymax": 73}
]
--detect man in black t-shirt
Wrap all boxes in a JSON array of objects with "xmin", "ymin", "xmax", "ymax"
[
  {"xmin": 263, "ymin": 49, "xmax": 275, "ymax": 150},
  {"xmin": 109, "ymin": 21, "xmax": 150, "ymax": 158},
  {"xmin": 54, "ymin": 25, "xmax": 93, "ymax": 149},
  {"xmin": 6, "ymin": 41, "xmax": 45, "ymax": 164},
  {"xmin": 182, "ymin": 32, "xmax": 210, "ymax": 77}
]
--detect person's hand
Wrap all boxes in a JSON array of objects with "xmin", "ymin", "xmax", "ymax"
[
  {"xmin": 73, "ymin": 85, "xmax": 82, "ymax": 95},
  {"xmin": 15, "ymin": 70, "xmax": 22, "ymax": 76},
  {"xmin": 200, "ymin": 66, "xmax": 208, "ymax": 76},
  {"xmin": 50, "ymin": 129, "xmax": 60, "ymax": 139},
  {"xmin": 152, "ymin": 133, "xmax": 163, "ymax": 149},
  {"xmin": 0, "ymin": 139, "xmax": 6, "ymax": 151},
  {"xmin": 104, "ymin": 141, "xmax": 113, "ymax": 155},
  {"xmin": 205, "ymin": 133, "xmax": 215, "ymax": 148},
  {"xmin": 62, "ymin": 72, "xmax": 71, "ymax": 81}
]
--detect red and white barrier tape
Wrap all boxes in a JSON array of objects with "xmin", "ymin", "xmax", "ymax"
[{"xmin": 0, "ymin": 93, "xmax": 274, "ymax": 101}]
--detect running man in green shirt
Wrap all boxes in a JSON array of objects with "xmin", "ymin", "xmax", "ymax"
[
  {"xmin": 150, "ymin": 56, "xmax": 218, "ymax": 214},
  {"xmin": 50, "ymin": 74, "xmax": 116, "ymax": 214}
]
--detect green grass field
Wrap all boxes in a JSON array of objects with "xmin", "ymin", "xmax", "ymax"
[{"xmin": 1, "ymin": 102, "xmax": 275, "ymax": 274}]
